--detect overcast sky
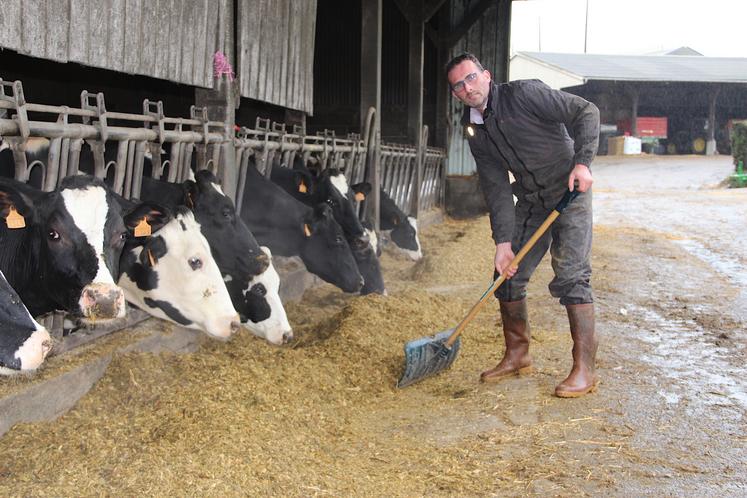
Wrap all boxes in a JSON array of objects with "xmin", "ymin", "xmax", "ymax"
[{"xmin": 510, "ymin": 0, "xmax": 747, "ymax": 57}]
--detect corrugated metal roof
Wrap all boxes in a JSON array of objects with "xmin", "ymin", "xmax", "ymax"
[{"xmin": 517, "ymin": 52, "xmax": 747, "ymax": 84}]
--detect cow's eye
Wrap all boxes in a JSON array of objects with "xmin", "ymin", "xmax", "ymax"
[
  {"xmin": 335, "ymin": 235, "xmax": 344, "ymax": 245},
  {"xmin": 251, "ymin": 283, "xmax": 267, "ymax": 297},
  {"xmin": 48, "ymin": 229, "xmax": 60, "ymax": 241},
  {"xmin": 188, "ymin": 257, "xmax": 203, "ymax": 270},
  {"xmin": 326, "ymin": 198, "xmax": 336, "ymax": 207}
]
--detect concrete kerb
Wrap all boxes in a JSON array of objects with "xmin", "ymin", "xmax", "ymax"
[{"xmin": 0, "ymin": 320, "xmax": 205, "ymax": 438}]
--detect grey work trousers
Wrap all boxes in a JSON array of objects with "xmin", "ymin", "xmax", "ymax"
[{"xmin": 494, "ymin": 189, "xmax": 593, "ymax": 305}]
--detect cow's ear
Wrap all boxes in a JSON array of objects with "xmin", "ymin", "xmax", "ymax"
[
  {"xmin": 351, "ymin": 182, "xmax": 372, "ymax": 201},
  {"xmin": 194, "ymin": 169, "xmax": 219, "ymax": 190},
  {"xmin": 312, "ymin": 202, "xmax": 333, "ymax": 219},
  {"xmin": 304, "ymin": 203, "xmax": 332, "ymax": 235},
  {"xmin": 124, "ymin": 202, "xmax": 172, "ymax": 237},
  {"xmin": 293, "ymin": 171, "xmax": 314, "ymax": 195},
  {"xmin": 139, "ymin": 236, "xmax": 167, "ymax": 267},
  {"xmin": 0, "ymin": 186, "xmax": 35, "ymax": 230},
  {"xmin": 182, "ymin": 180, "xmax": 198, "ymax": 208}
]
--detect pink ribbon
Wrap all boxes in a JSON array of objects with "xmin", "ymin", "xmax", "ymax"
[{"xmin": 213, "ymin": 51, "xmax": 235, "ymax": 81}]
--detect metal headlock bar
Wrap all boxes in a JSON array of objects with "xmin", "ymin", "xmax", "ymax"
[{"xmin": 0, "ymin": 77, "xmax": 446, "ymax": 354}]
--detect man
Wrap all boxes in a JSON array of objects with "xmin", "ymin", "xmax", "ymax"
[{"xmin": 446, "ymin": 53, "xmax": 600, "ymax": 398}]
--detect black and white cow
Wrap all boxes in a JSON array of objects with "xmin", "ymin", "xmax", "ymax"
[
  {"xmin": 225, "ymin": 246, "xmax": 293, "ymax": 345},
  {"xmin": 353, "ymin": 226, "xmax": 386, "ymax": 295},
  {"xmin": 139, "ymin": 170, "xmax": 293, "ymax": 341},
  {"xmin": 273, "ymin": 161, "xmax": 385, "ymax": 294},
  {"xmin": 351, "ymin": 185, "xmax": 423, "ymax": 261},
  {"xmin": 0, "ymin": 175, "xmax": 127, "ymax": 320},
  {"xmin": 115, "ymin": 200, "xmax": 240, "ymax": 340},
  {"xmin": 0, "ymin": 270, "xmax": 52, "ymax": 375},
  {"xmin": 240, "ymin": 161, "xmax": 363, "ymax": 293},
  {"xmin": 140, "ymin": 170, "xmax": 269, "ymax": 280},
  {"xmin": 271, "ymin": 161, "xmax": 370, "ymax": 249}
]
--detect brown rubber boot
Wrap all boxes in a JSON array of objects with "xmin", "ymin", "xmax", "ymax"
[
  {"xmin": 555, "ymin": 303, "xmax": 599, "ymax": 398},
  {"xmin": 480, "ymin": 299, "xmax": 533, "ymax": 383}
]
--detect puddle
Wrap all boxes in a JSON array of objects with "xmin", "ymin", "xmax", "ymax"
[
  {"xmin": 674, "ymin": 238, "xmax": 747, "ymax": 321},
  {"xmin": 630, "ymin": 304, "xmax": 747, "ymax": 411}
]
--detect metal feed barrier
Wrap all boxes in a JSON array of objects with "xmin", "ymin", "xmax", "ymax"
[{"xmin": 0, "ymin": 78, "xmax": 446, "ymax": 354}]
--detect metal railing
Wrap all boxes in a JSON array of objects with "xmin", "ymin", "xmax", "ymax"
[
  {"xmin": 0, "ymin": 77, "xmax": 447, "ymax": 353},
  {"xmin": 380, "ymin": 126, "xmax": 446, "ymax": 216},
  {"xmin": 1, "ymin": 79, "xmax": 446, "ymax": 218},
  {"xmin": 233, "ymin": 118, "xmax": 370, "ymax": 214},
  {"xmin": 0, "ymin": 79, "xmax": 229, "ymax": 200}
]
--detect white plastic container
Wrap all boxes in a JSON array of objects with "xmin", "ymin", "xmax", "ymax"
[{"xmin": 623, "ymin": 136, "xmax": 642, "ymax": 155}]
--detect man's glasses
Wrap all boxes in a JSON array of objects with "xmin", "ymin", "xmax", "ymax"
[{"xmin": 451, "ymin": 72, "xmax": 478, "ymax": 93}]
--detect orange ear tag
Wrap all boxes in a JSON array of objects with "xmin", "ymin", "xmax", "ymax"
[
  {"xmin": 298, "ymin": 181, "xmax": 307, "ymax": 194},
  {"xmin": 303, "ymin": 224, "xmax": 312, "ymax": 237},
  {"xmin": 147, "ymin": 248, "xmax": 157, "ymax": 266},
  {"xmin": 134, "ymin": 217, "xmax": 152, "ymax": 237},
  {"xmin": 6, "ymin": 206, "xmax": 26, "ymax": 229},
  {"xmin": 354, "ymin": 192, "xmax": 365, "ymax": 202}
]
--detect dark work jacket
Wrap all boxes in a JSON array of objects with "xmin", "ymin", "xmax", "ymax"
[{"xmin": 463, "ymin": 79, "xmax": 599, "ymax": 244}]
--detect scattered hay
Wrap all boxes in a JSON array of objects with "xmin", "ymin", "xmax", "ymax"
[{"xmin": 0, "ymin": 214, "xmax": 730, "ymax": 496}]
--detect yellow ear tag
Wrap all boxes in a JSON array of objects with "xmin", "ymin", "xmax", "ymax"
[
  {"xmin": 298, "ymin": 181, "xmax": 307, "ymax": 193},
  {"xmin": 147, "ymin": 248, "xmax": 156, "ymax": 266},
  {"xmin": 6, "ymin": 206, "xmax": 25, "ymax": 229},
  {"xmin": 354, "ymin": 192, "xmax": 365, "ymax": 202},
  {"xmin": 134, "ymin": 217, "xmax": 152, "ymax": 237},
  {"xmin": 303, "ymin": 224, "xmax": 312, "ymax": 237}
]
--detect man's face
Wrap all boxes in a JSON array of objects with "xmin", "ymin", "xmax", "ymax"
[{"xmin": 448, "ymin": 60, "xmax": 491, "ymax": 109}]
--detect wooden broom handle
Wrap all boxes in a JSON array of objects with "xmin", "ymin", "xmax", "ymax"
[{"xmin": 444, "ymin": 188, "xmax": 579, "ymax": 348}]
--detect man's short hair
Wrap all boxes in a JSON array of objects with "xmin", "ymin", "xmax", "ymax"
[{"xmin": 445, "ymin": 53, "xmax": 485, "ymax": 78}]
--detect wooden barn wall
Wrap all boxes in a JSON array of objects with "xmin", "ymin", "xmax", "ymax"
[
  {"xmin": 0, "ymin": 0, "xmax": 225, "ymax": 89},
  {"xmin": 309, "ymin": 0, "xmax": 438, "ymax": 141},
  {"xmin": 446, "ymin": 0, "xmax": 507, "ymax": 176},
  {"xmin": 236, "ymin": 0, "xmax": 317, "ymax": 115}
]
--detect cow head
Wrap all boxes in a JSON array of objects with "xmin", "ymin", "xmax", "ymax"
[
  {"xmin": 353, "ymin": 227, "xmax": 386, "ymax": 296},
  {"xmin": 182, "ymin": 170, "xmax": 269, "ymax": 281},
  {"xmin": 391, "ymin": 217, "xmax": 423, "ymax": 261},
  {"xmin": 0, "ymin": 176, "xmax": 127, "ymax": 320},
  {"xmin": 118, "ymin": 203, "xmax": 240, "ymax": 340},
  {"xmin": 316, "ymin": 169, "xmax": 369, "ymax": 250},
  {"xmin": 0, "ymin": 270, "xmax": 53, "ymax": 374},
  {"xmin": 234, "ymin": 246, "xmax": 293, "ymax": 345},
  {"xmin": 376, "ymin": 187, "xmax": 423, "ymax": 261},
  {"xmin": 301, "ymin": 203, "xmax": 363, "ymax": 293}
]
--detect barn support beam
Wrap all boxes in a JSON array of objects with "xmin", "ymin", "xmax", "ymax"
[
  {"xmin": 629, "ymin": 86, "xmax": 639, "ymax": 137},
  {"xmin": 435, "ymin": 4, "xmax": 450, "ymax": 150},
  {"xmin": 706, "ymin": 86, "xmax": 720, "ymax": 155},
  {"xmin": 442, "ymin": 0, "xmax": 495, "ymax": 49},
  {"xmin": 361, "ymin": 0, "xmax": 383, "ymax": 231},
  {"xmin": 407, "ymin": 0, "xmax": 425, "ymax": 216},
  {"xmin": 496, "ymin": 0, "xmax": 512, "ymax": 84},
  {"xmin": 195, "ymin": 75, "xmax": 239, "ymax": 202}
]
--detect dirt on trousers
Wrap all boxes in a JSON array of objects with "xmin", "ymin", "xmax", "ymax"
[{"xmin": 0, "ymin": 206, "xmax": 745, "ymax": 496}]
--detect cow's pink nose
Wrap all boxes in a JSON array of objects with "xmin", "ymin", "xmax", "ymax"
[{"xmin": 80, "ymin": 283, "xmax": 125, "ymax": 319}]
